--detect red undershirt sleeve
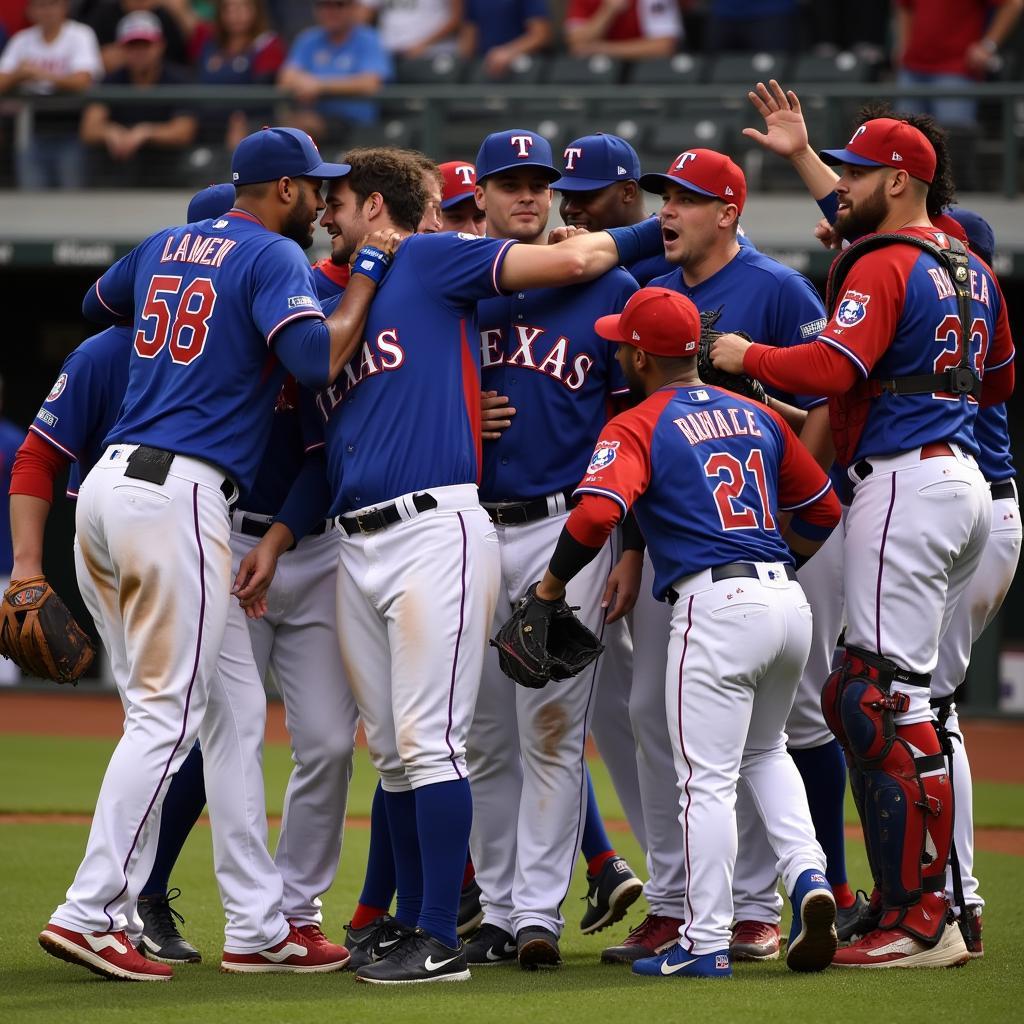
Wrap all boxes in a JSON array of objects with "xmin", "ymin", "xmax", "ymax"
[{"xmin": 9, "ymin": 431, "xmax": 70, "ymax": 503}]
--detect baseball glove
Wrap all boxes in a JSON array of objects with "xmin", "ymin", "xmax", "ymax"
[
  {"xmin": 0, "ymin": 576, "xmax": 95, "ymax": 684},
  {"xmin": 490, "ymin": 583, "xmax": 604, "ymax": 689},
  {"xmin": 698, "ymin": 306, "xmax": 768, "ymax": 403}
]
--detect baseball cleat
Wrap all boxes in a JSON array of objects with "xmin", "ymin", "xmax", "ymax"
[
  {"xmin": 354, "ymin": 928, "xmax": 470, "ymax": 984},
  {"xmin": 601, "ymin": 914, "xmax": 684, "ymax": 964},
  {"xmin": 843, "ymin": 888, "xmax": 882, "ymax": 943},
  {"xmin": 138, "ymin": 889, "xmax": 201, "ymax": 964},
  {"xmin": 632, "ymin": 943, "xmax": 732, "ymax": 979},
  {"xmin": 786, "ymin": 869, "xmax": 837, "ymax": 972},
  {"xmin": 344, "ymin": 914, "xmax": 415, "ymax": 971},
  {"xmin": 730, "ymin": 920, "xmax": 781, "ymax": 961},
  {"xmin": 960, "ymin": 905, "xmax": 984, "ymax": 958},
  {"xmin": 465, "ymin": 923, "xmax": 517, "ymax": 965},
  {"xmin": 580, "ymin": 857, "xmax": 644, "ymax": 934},
  {"xmin": 39, "ymin": 923, "xmax": 173, "ymax": 982},
  {"xmin": 835, "ymin": 890, "xmax": 870, "ymax": 943},
  {"xmin": 832, "ymin": 919, "xmax": 970, "ymax": 969},
  {"xmin": 457, "ymin": 877, "xmax": 484, "ymax": 937},
  {"xmin": 220, "ymin": 924, "xmax": 350, "ymax": 973},
  {"xmin": 516, "ymin": 926, "xmax": 562, "ymax": 970}
]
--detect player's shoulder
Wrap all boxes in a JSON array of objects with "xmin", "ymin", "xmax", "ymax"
[
  {"xmin": 609, "ymin": 388, "xmax": 677, "ymax": 437},
  {"xmin": 596, "ymin": 264, "xmax": 639, "ymax": 292},
  {"xmin": 72, "ymin": 324, "xmax": 134, "ymax": 368},
  {"xmin": 645, "ymin": 266, "xmax": 683, "ymax": 291},
  {"xmin": 732, "ymin": 244, "xmax": 810, "ymax": 288}
]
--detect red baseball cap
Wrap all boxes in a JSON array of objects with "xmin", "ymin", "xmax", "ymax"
[
  {"xmin": 595, "ymin": 288, "xmax": 702, "ymax": 358},
  {"xmin": 639, "ymin": 149, "xmax": 746, "ymax": 214},
  {"xmin": 439, "ymin": 160, "xmax": 477, "ymax": 209},
  {"xmin": 820, "ymin": 117, "xmax": 936, "ymax": 184}
]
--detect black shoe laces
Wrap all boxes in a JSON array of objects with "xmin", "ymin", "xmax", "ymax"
[{"xmin": 141, "ymin": 887, "xmax": 187, "ymax": 942}]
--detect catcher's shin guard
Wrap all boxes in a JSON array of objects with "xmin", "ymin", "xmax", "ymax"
[{"xmin": 821, "ymin": 649, "xmax": 952, "ymax": 945}]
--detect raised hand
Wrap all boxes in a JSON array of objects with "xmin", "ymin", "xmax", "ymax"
[{"xmin": 743, "ymin": 79, "xmax": 809, "ymax": 159}]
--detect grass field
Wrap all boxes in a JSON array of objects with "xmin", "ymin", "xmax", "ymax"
[{"xmin": 2, "ymin": 734, "xmax": 1023, "ymax": 1023}]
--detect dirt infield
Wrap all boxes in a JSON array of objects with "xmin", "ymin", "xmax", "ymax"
[{"xmin": 2, "ymin": 689, "xmax": 1022, "ymax": 855}]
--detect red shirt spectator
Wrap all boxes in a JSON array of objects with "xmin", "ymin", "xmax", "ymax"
[{"xmin": 566, "ymin": 0, "xmax": 682, "ymax": 59}]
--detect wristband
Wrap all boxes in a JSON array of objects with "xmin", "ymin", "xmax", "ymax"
[
  {"xmin": 607, "ymin": 217, "xmax": 663, "ymax": 267},
  {"xmin": 816, "ymin": 191, "xmax": 840, "ymax": 226},
  {"xmin": 350, "ymin": 245, "xmax": 392, "ymax": 286}
]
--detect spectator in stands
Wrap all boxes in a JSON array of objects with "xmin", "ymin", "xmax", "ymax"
[
  {"xmin": 358, "ymin": 0, "xmax": 462, "ymax": 58},
  {"xmin": 458, "ymin": 0, "xmax": 551, "ymax": 77},
  {"xmin": 0, "ymin": 0, "xmax": 104, "ymax": 188},
  {"xmin": 565, "ymin": 0, "xmax": 682, "ymax": 60},
  {"xmin": 279, "ymin": 0, "xmax": 391, "ymax": 141},
  {"xmin": 895, "ymin": 0, "xmax": 1023, "ymax": 126},
  {"xmin": 87, "ymin": 0, "xmax": 192, "ymax": 72},
  {"xmin": 80, "ymin": 11, "xmax": 198, "ymax": 186},
  {"xmin": 703, "ymin": 0, "xmax": 799, "ymax": 54},
  {"xmin": 191, "ymin": 0, "xmax": 284, "ymax": 149}
]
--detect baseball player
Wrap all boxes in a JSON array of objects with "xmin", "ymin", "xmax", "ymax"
[
  {"xmin": 439, "ymin": 160, "xmax": 487, "ymax": 236},
  {"xmin": 743, "ymin": 84, "xmax": 1020, "ymax": 958},
  {"xmin": 711, "ymin": 117, "xmax": 1015, "ymax": 968},
  {"xmin": 524, "ymin": 285, "xmax": 841, "ymax": 979},
  {"xmin": 465, "ymin": 128, "xmax": 640, "ymax": 971},
  {"xmin": 309, "ymin": 141, "xmax": 665, "ymax": 984},
  {"xmin": 36, "ymin": 127, "xmax": 384, "ymax": 981},
  {"xmin": 633, "ymin": 147, "xmax": 857, "ymax": 960}
]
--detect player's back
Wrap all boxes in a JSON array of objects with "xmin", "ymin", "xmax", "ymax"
[{"xmin": 97, "ymin": 211, "xmax": 322, "ymax": 491}]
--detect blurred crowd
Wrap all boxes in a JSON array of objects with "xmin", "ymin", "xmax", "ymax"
[{"xmin": 0, "ymin": 0, "xmax": 1020, "ymax": 189}]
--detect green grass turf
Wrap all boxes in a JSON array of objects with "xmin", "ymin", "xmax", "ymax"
[
  {"xmin": 1, "ymin": 735, "xmax": 1023, "ymax": 1022},
  {"xmin": 2, "ymin": 733, "xmax": 1024, "ymax": 829}
]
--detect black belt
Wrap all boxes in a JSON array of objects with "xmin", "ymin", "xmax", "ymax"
[
  {"xmin": 238, "ymin": 515, "xmax": 330, "ymax": 540},
  {"xmin": 483, "ymin": 489, "xmax": 578, "ymax": 527},
  {"xmin": 124, "ymin": 445, "xmax": 236, "ymax": 506},
  {"xmin": 990, "ymin": 480, "xmax": 1016, "ymax": 501},
  {"xmin": 338, "ymin": 492, "xmax": 438, "ymax": 536},
  {"xmin": 666, "ymin": 561, "xmax": 797, "ymax": 605}
]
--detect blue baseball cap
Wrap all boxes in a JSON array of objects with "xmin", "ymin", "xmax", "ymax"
[
  {"xmin": 944, "ymin": 207, "xmax": 995, "ymax": 265},
  {"xmin": 187, "ymin": 183, "xmax": 236, "ymax": 222},
  {"xmin": 552, "ymin": 133, "xmax": 642, "ymax": 192},
  {"xmin": 475, "ymin": 129, "xmax": 560, "ymax": 184},
  {"xmin": 231, "ymin": 127, "xmax": 350, "ymax": 186}
]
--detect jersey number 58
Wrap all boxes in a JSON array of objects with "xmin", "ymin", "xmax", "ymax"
[{"xmin": 134, "ymin": 275, "xmax": 218, "ymax": 365}]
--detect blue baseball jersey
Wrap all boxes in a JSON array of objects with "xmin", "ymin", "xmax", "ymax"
[
  {"xmin": 89, "ymin": 210, "xmax": 325, "ymax": 492},
  {"xmin": 477, "ymin": 268, "xmax": 635, "ymax": 501},
  {"xmin": 817, "ymin": 227, "xmax": 1015, "ymax": 465},
  {"xmin": 0, "ymin": 416, "xmax": 25, "ymax": 576},
  {"xmin": 240, "ymin": 376, "xmax": 307, "ymax": 516},
  {"xmin": 314, "ymin": 231, "xmax": 516, "ymax": 514},
  {"xmin": 650, "ymin": 245, "xmax": 828, "ymax": 410},
  {"xmin": 29, "ymin": 327, "xmax": 133, "ymax": 498},
  {"xmin": 312, "ymin": 256, "xmax": 349, "ymax": 302},
  {"xmin": 974, "ymin": 404, "xmax": 1014, "ymax": 483},
  {"xmin": 576, "ymin": 384, "xmax": 836, "ymax": 600}
]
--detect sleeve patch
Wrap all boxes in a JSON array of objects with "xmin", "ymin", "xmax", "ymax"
[
  {"xmin": 36, "ymin": 408, "xmax": 58, "ymax": 427},
  {"xmin": 587, "ymin": 440, "xmax": 619, "ymax": 473},
  {"xmin": 800, "ymin": 317, "xmax": 828, "ymax": 338},
  {"xmin": 287, "ymin": 295, "xmax": 318, "ymax": 309},
  {"xmin": 46, "ymin": 373, "xmax": 68, "ymax": 402},
  {"xmin": 834, "ymin": 290, "xmax": 870, "ymax": 328}
]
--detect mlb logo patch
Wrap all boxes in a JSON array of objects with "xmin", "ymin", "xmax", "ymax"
[
  {"xmin": 715, "ymin": 955, "xmax": 730, "ymax": 970},
  {"xmin": 46, "ymin": 372, "xmax": 67, "ymax": 403},
  {"xmin": 687, "ymin": 388, "xmax": 710, "ymax": 401},
  {"xmin": 288, "ymin": 295, "xmax": 317, "ymax": 309},
  {"xmin": 588, "ymin": 440, "xmax": 620, "ymax": 473},
  {"xmin": 836, "ymin": 290, "xmax": 870, "ymax": 328}
]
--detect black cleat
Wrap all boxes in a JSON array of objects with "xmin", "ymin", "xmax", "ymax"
[
  {"xmin": 344, "ymin": 914, "xmax": 415, "ymax": 971},
  {"xmin": 517, "ymin": 926, "xmax": 561, "ymax": 970},
  {"xmin": 457, "ymin": 877, "xmax": 484, "ymax": 937},
  {"xmin": 354, "ymin": 928, "xmax": 470, "ymax": 984},
  {"xmin": 465, "ymin": 923, "xmax": 517, "ymax": 965},
  {"xmin": 580, "ymin": 857, "xmax": 644, "ymax": 935},
  {"xmin": 137, "ymin": 889, "xmax": 201, "ymax": 964}
]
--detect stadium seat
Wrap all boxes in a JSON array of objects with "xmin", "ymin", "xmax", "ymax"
[
  {"xmin": 707, "ymin": 51, "xmax": 792, "ymax": 85},
  {"xmin": 394, "ymin": 54, "xmax": 467, "ymax": 85},
  {"xmin": 642, "ymin": 114, "xmax": 735, "ymax": 164},
  {"xmin": 791, "ymin": 52, "xmax": 873, "ymax": 84},
  {"xmin": 445, "ymin": 54, "xmax": 547, "ymax": 118},
  {"xmin": 544, "ymin": 54, "xmax": 624, "ymax": 85},
  {"xmin": 628, "ymin": 53, "xmax": 707, "ymax": 87}
]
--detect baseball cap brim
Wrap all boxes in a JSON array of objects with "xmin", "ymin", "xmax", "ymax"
[
  {"xmin": 304, "ymin": 158, "xmax": 351, "ymax": 180},
  {"xmin": 478, "ymin": 161, "xmax": 561, "ymax": 183},
  {"xmin": 441, "ymin": 190, "xmax": 476, "ymax": 210},
  {"xmin": 594, "ymin": 312, "xmax": 627, "ymax": 342},
  {"xmin": 551, "ymin": 175, "xmax": 624, "ymax": 192},
  {"xmin": 638, "ymin": 172, "xmax": 720, "ymax": 198},
  {"xmin": 818, "ymin": 148, "xmax": 885, "ymax": 169}
]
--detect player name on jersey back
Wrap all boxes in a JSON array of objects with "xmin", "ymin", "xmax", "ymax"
[{"xmin": 158, "ymin": 231, "xmax": 237, "ymax": 268}]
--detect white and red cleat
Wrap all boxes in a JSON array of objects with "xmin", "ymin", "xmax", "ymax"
[
  {"xmin": 220, "ymin": 924, "xmax": 350, "ymax": 974},
  {"xmin": 832, "ymin": 919, "xmax": 970, "ymax": 969},
  {"xmin": 39, "ymin": 923, "xmax": 173, "ymax": 981}
]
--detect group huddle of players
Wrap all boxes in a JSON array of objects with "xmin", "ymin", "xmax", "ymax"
[{"xmin": 8, "ymin": 78, "xmax": 1015, "ymax": 985}]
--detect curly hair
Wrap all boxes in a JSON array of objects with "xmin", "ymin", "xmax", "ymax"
[
  {"xmin": 341, "ymin": 147, "xmax": 428, "ymax": 233},
  {"xmin": 850, "ymin": 103, "xmax": 957, "ymax": 217}
]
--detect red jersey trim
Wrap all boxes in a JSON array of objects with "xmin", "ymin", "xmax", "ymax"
[
  {"xmin": 987, "ymin": 350, "xmax": 1015, "ymax": 372},
  {"xmin": 227, "ymin": 208, "xmax": 265, "ymax": 227},
  {"xmin": 304, "ymin": 440, "xmax": 325, "ymax": 454},
  {"xmin": 817, "ymin": 334, "xmax": 869, "ymax": 378},
  {"xmin": 313, "ymin": 258, "xmax": 350, "ymax": 289},
  {"xmin": 266, "ymin": 308, "xmax": 324, "ymax": 345},
  {"xmin": 490, "ymin": 239, "xmax": 517, "ymax": 295},
  {"xmin": 573, "ymin": 484, "xmax": 628, "ymax": 517},
  {"xmin": 28, "ymin": 423, "xmax": 78, "ymax": 461},
  {"xmin": 779, "ymin": 479, "xmax": 834, "ymax": 513},
  {"xmin": 93, "ymin": 280, "xmax": 123, "ymax": 318}
]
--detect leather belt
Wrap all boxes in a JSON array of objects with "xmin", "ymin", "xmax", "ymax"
[
  {"xmin": 990, "ymin": 480, "xmax": 1017, "ymax": 501},
  {"xmin": 483, "ymin": 489, "xmax": 578, "ymax": 526},
  {"xmin": 853, "ymin": 441, "xmax": 956, "ymax": 480},
  {"xmin": 238, "ymin": 515, "xmax": 330, "ymax": 540},
  {"xmin": 666, "ymin": 561, "xmax": 797, "ymax": 604},
  {"xmin": 338, "ymin": 492, "xmax": 438, "ymax": 536}
]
